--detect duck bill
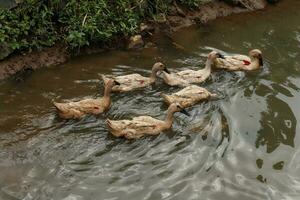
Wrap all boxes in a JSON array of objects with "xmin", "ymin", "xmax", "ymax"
[
  {"xmin": 164, "ymin": 67, "xmax": 170, "ymax": 74},
  {"xmin": 258, "ymin": 55, "xmax": 263, "ymax": 66},
  {"xmin": 217, "ymin": 53, "xmax": 225, "ymax": 59},
  {"xmin": 180, "ymin": 109, "xmax": 190, "ymax": 116}
]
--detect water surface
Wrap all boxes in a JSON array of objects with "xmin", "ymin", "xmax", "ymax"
[{"xmin": 1, "ymin": 1, "xmax": 300, "ymax": 199}]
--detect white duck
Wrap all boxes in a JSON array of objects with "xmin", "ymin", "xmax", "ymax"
[
  {"xmin": 162, "ymin": 51, "xmax": 224, "ymax": 86},
  {"xmin": 106, "ymin": 103, "xmax": 190, "ymax": 139},
  {"xmin": 101, "ymin": 62, "xmax": 169, "ymax": 92},
  {"xmin": 214, "ymin": 49, "xmax": 263, "ymax": 71},
  {"xmin": 53, "ymin": 79, "xmax": 119, "ymax": 119}
]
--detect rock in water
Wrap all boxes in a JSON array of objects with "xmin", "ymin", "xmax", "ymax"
[{"xmin": 128, "ymin": 35, "xmax": 144, "ymax": 49}]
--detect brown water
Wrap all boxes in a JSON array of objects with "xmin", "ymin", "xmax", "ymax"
[{"xmin": 1, "ymin": 1, "xmax": 300, "ymax": 199}]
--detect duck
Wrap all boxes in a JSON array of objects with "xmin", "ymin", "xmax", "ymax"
[
  {"xmin": 53, "ymin": 79, "xmax": 120, "ymax": 119},
  {"xmin": 162, "ymin": 51, "xmax": 225, "ymax": 86},
  {"xmin": 214, "ymin": 49, "xmax": 263, "ymax": 71},
  {"xmin": 106, "ymin": 103, "xmax": 190, "ymax": 139},
  {"xmin": 161, "ymin": 85, "xmax": 217, "ymax": 108},
  {"xmin": 101, "ymin": 62, "xmax": 169, "ymax": 92}
]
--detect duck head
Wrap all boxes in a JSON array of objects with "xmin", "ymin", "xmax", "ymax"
[
  {"xmin": 249, "ymin": 49, "xmax": 263, "ymax": 66},
  {"xmin": 208, "ymin": 51, "xmax": 225, "ymax": 60},
  {"xmin": 152, "ymin": 62, "xmax": 170, "ymax": 74},
  {"xmin": 169, "ymin": 103, "xmax": 190, "ymax": 116},
  {"xmin": 103, "ymin": 78, "xmax": 120, "ymax": 102},
  {"xmin": 105, "ymin": 79, "xmax": 121, "ymax": 89}
]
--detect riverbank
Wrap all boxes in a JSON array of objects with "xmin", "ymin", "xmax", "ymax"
[{"xmin": 0, "ymin": 0, "xmax": 269, "ymax": 80}]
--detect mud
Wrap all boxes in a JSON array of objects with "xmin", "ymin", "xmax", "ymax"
[{"xmin": 0, "ymin": 44, "xmax": 69, "ymax": 80}]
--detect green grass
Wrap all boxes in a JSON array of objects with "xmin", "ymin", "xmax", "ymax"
[{"xmin": 0, "ymin": 0, "xmax": 263, "ymax": 59}]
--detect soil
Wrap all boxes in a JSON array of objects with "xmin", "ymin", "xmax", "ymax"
[
  {"xmin": 168, "ymin": 0, "xmax": 267, "ymax": 31},
  {"xmin": 0, "ymin": 0, "xmax": 267, "ymax": 80},
  {"xmin": 0, "ymin": 44, "xmax": 69, "ymax": 80}
]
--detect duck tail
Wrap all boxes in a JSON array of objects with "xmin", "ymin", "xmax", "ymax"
[
  {"xmin": 106, "ymin": 119, "xmax": 123, "ymax": 137},
  {"xmin": 161, "ymin": 71, "xmax": 170, "ymax": 80},
  {"xmin": 161, "ymin": 93, "xmax": 172, "ymax": 105},
  {"xmin": 106, "ymin": 119, "xmax": 114, "ymax": 130},
  {"xmin": 53, "ymin": 101, "xmax": 60, "ymax": 110}
]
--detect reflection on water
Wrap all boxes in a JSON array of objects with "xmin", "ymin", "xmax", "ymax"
[
  {"xmin": 1, "ymin": 0, "xmax": 300, "ymax": 199},
  {"xmin": 256, "ymin": 95, "xmax": 296, "ymax": 153}
]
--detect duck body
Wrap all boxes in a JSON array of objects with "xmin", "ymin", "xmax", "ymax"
[
  {"xmin": 53, "ymin": 79, "xmax": 119, "ymax": 119},
  {"xmin": 102, "ymin": 62, "xmax": 168, "ymax": 92},
  {"xmin": 162, "ymin": 85, "xmax": 216, "ymax": 108},
  {"xmin": 53, "ymin": 98, "xmax": 110, "ymax": 119},
  {"xmin": 103, "ymin": 73, "xmax": 152, "ymax": 92},
  {"xmin": 162, "ymin": 51, "xmax": 224, "ymax": 87},
  {"xmin": 107, "ymin": 116, "xmax": 167, "ymax": 139},
  {"xmin": 162, "ymin": 68, "xmax": 210, "ymax": 87},
  {"xmin": 106, "ymin": 103, "xmax": 189, "ymax": 139},
  {"xmin": 214, "ymin": 49, "xmax": 263, "ymax": 71}
]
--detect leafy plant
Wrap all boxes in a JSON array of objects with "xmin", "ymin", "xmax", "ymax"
[
  {"xmin": 0, "ymin": 0, "xmax": 268, "ymax": 59},
  {"xmin": 60, "ymin": 0, "xmax": 138, "ymax": 48},
  {"xmin": 0, "ymin": 0, "xmax": 58, "ymax": 53}
]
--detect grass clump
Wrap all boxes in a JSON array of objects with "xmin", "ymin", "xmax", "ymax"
[{"xmin": 60, "ymin": 0, "xmax": 139, "ymax": 47}]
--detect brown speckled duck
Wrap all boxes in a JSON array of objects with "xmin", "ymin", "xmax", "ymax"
[
  {"xmin": 214, "ymin": 49, "xmax": 263, "ymax": 71},
  {"xmin": 162, "ymin": 51, "xmax": 224, "ymax": 86},
  {"xmin": 106, "ymin": 103, "xmax": 190, "ymax": 139},
  {"xmin": 162, "ymin": 85, "xmax": 216, "ymax": 108},
  {"xmin": 101, "ymin": 62, "xmax": 169, "ymax": 92},
  {"xmin": 53, "ymin": 79, "xmax": 120, "ymax": 119}
]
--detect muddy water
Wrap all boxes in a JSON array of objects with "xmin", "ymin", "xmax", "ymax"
[{"xmin": 1, "ymin": 1, "xmax": 300, "ymax": 199}]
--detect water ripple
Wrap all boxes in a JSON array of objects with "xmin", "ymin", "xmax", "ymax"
[{"xmin": 2, "ymin": 1, "xmax": 300, "ymax": 199}]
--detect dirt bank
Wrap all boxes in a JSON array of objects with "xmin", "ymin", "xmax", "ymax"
[
  {"xmin": 0, "ymin": 0, "xmax": 267, "ymax": 80},
  {"xmin": 0, "ymin": 44, "xmax": 69, "ymax": 80},
  {"xmin": 168, "ymin": 0, "xmax": 266, "ymax": 31}
]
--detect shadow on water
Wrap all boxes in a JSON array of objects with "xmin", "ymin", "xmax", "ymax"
[{"xmin": 255, "ymin": 95, "xmax": 296, "ymax": 153}]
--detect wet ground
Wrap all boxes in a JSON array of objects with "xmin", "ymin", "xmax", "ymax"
[{"xmin": 1, "ymin": 0, "xmax": 300, "ymax": 199}]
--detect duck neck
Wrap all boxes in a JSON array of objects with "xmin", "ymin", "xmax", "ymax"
[
  {"xmin": 164, "ymin": 108, "xmax": 175, "ymax": 129},
  {"xmin": 150, "ymin": 68, "xmax": 158, "ymax": 83},
  {"xmin": 204, "ymin": 59, "xmax": 213, "ymax": 72},
  {"xmin": 249, "ymin": 56, "xmax": 261, "ymax": 70},
  {"xmin": 102, "ymin": 85, "xmax": 112, "ymax": 106}
]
